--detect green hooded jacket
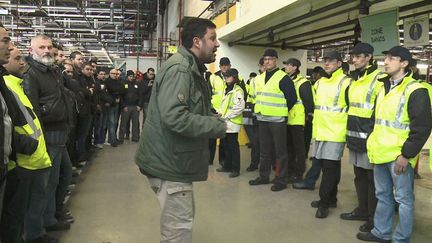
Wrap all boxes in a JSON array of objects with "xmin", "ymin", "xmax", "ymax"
[{"xmin": 135, "ymin": 46, "xmax": 226, "ymax": 182}]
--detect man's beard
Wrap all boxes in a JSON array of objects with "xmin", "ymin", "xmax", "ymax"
[{"xmin": 32, "ymin": 53, "xmax": 54, "ymax": 66}]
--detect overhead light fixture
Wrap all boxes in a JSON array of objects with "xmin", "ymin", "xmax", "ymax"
[
  {"xmin": 267, "ymin": 30, "xmax": 274, "ymax": 42},
  {"xmin": 359, "ymin": 0, "xmax": 371, "ymax": 15}
]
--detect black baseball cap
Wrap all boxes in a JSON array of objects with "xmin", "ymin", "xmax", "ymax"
[
  {"xmin": 283, "ymin": 58, "xmax": 301, "ymax": 68},
  {"xmin": 350, "ymin": 43, "xmax": 374, "ymax": 55},
  {"xmin": 225, "ymin": 68, "xmax": 239, "ymax": 78},
  {"xmin": 382, "ymin": 46, "xmax": 413, "ymax": 65},
  {"xmin": 126, "ymin": 70, "xmax": 134, "ymax": 76},
  {"xmin": 323, "ymin": 50, "xmax": 342, "ymax": 61},
  {"xmin": 263, "ymin": 49, "xmax": 278, "ymax": 58},
  {"xmin": 219, "ymin": 57, "xmax": 231, "ymax": 66}
]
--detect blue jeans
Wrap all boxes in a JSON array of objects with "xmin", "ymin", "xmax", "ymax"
[
  {"xmin": 23, "ymin": 169, "xmax": 50, "ymax": 240},
  {"xmin": 43, "ymin": 145, "xmax": 70, "ymax": 228},
  {"xmin": 107, "ymin": 105, "xmax": 119, "ymax": 144},
  {"xmin": 94, "ymin": 112, "xmax": 108, "ymax": 144},
  {"xmin": 302, "ymin": 157, "xmax": 321, "ymax": 186},
  {"xmin": 372, "ymin": 162, "xmax": 414, "ymax": 243}
]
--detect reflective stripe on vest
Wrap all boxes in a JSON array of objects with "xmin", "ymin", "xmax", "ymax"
[
  {"xmin": 367, "ymin": 77, "xmax": 423, "ymax": 166},
  {"xmin": 221, "ymin": 85, "xmax": 243, "ymax": 125},
  {"xmin": 210, "ymin": 74, "xmax": 225, "ymax": 109},
  {"xmin": 288, "ymin": 76, "xmax": 308, "ymax": 126},
  {"xmin": 346, "ymin": 130, "xmax": 368, "ymax": 139},
  {"xmin": 254, "ymin": 70, "xmax": 288, "ymax": 117},
  {"xmin": 312, "ymin": 68, "xmax": 351, "ymax": 142},
  {"xmin": 10, "ymin": 92, "xmax": 42, "ymax": 140},
  {"xmin": 4, "ymin": 75, "xmax": 52, "ymax": 171},
  {"xmin": 348, "ymin": 70, "xmax": 384, "ymax": 116},
  {"xmin": 315, "ymin": 76, "xmax": 350, "ymax": 113}
]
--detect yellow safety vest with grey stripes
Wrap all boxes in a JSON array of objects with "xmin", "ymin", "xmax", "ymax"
[
  {"xmin": 220, "ymin": 84, "xmax": 244, "ymax": 125},
  {"xmin": 4, "ymin": 75, "xmax": 52, "ymax": 170},
  {"xmin": 367, "ymin": 76, "xmax": 424, "ymax": 167},
  {"xmin": 313, "ymin": 68, "xmax": 351, "ymax": 142},
  {"xmin": 288, "ymin": 75, "xmax": 309, "ymax": 126},
  {"xmin": 254, "ymin": 70, "xmax": 288, "ymax": 117},
  {"xmin": 346, "ymin": 68, "xmax": 385, "ymax": 139},
  {"xmin": 210, "ymin": 74, "xmax": 226, "ymax": 110}
]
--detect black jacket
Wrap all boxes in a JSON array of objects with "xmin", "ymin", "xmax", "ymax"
[
  {"xmin": 346, "ymin": 64, "xmax": 379, "ymax": 152},
  {"xmin": 72, "ymin": 70, "xmax": 94, "ymax": 117},
  {"xmin": 140, "ymin": 79, "xmax": 153, "ymax": 104},
  {"xmin": 121, "ymin": 80, "xmax": 141, "ymax": 108},
  {"xmin": 105, "ymin": 77, "xmax": 125, "ymax": 106},
  {"xmin": 22, "ymin": 56, "xmax": 68, "ymax": 131},
  {"xmin": 94, "ymin": 78, "xmax": 114, "ymax": 112}
]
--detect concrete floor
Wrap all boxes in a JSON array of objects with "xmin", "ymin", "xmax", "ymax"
[{"xmin": 58, "ymin": 141, "xmax": 432, "ymax": 243}]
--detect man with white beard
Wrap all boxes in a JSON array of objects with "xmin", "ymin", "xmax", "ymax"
[{"xmin": 23, "ymin": 35, "xmax": 73, "ymax": 243}]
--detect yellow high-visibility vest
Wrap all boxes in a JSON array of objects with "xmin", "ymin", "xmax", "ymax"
[
  {"xmin": 312, "ymin": 68, "xmax": 351, "ymax": 142},
  {"xmin": 210, "ymin": 74, "xmax": 226, "ymax": 110},
  {"xmin": 367, "ymin": 76, "xmax": 425, "ymax": 167},
  {"xmin": 288, "ymin": 75, "xmax": 309, "ymax": 126},
  {"xmin": 4, "ymin": 75, "xmax": 52, "ymax": 170},
  {"xmin": 220, "ymin": 84, "xmax": 244, "ymax": 125},
  {"xmin": 254, "ymin": 69, "xmax": 289, "ymax": 117}
]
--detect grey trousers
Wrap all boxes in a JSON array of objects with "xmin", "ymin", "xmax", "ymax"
[
  {"xmin": 147, "ymin": 177, "xmax": 194, "ymax": 243},
  {"xmin": 258, "ymin": 121, "xmax": 289, "ymax": 184},
  {"xmin": 119, "ymin": 106, "xmax": 140, "ymax": 141}
]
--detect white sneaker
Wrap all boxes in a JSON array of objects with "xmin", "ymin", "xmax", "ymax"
[{"xmin": 94, "ymin": 144, "xmax": 104, "ymax": 149}]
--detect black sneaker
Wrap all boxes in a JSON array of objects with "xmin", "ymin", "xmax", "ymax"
[
  {"xmin": 45, "ymin": 221, "xmax": 71, "ymax": 231},
  {"xmin": 311, "ymin": 200, "xmax": 337, "ymax": 208},
  {"xmin": 229, "ymin": 171, "xmax": 240, "ymax": 178},
  {"xmin": 292, "ymin": 181, "xmax": 315, "ymax": 190},
  {"xmin": 216, "ymin": 167, "xmax": 231, "ymax": 173},
  {"xmin": 359, "ymin": 222, "xmax": 374, "ymax": 233},
  {"xmin": 249, "ymin": 177, "xmax": 270, "ymax": 185},
  {"xmin": 340, "ymin": 209, "xmax": 369, "ymax": 221},
  {"xmin": 315, "ymin": 207, "xmax": 329, "ymax": 218},
  {"xmin": 271, "ymin": 183, "xmax": 287, "ymax": 191},
  {"xmin": 356, "ymin": 232, "xmax": 391, "ymax": 242},
  {"xmin": 246, "ymin": 164, "xmax": 258, "ymax": 172}
]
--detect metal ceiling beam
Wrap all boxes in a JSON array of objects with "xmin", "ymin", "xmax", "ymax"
[
  {"xmin": 228, "ymin": 0, "xmax": 356, "ymax": 46},
  {"xmin": 265, "ymin": 19, "xmax": 357, "ymax": 46}
]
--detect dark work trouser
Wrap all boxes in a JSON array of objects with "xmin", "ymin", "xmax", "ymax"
[
  {"xmin": 304, "ymin": 120, "xmax": 313, "ymax": 157},
  {"xmin": 16, "ymin": 168, "xmax": 50, "ymax": 241},
  {"xmin": 287, "ymin": 125, "xmax": 306, "ymax": 178},
  {"xmin": 318, "ymin": 159, "xmax": 341, "ymax": 208},
  {"xmin": 55, "ymin": 152, "xmax": 73, "ymax": 216},
  {"xmin": 258, "ymin": 121, "xmax": 288, "ymax": 185},
  {"xmin": 209, "ymin": 139, "xmax": 226, "ymax": 165},
  {"xmin": 1, "ymin": 168, "xmax": 48, "ymax": 243},
  {"xmin": 76, "ymin": 115, "xmax": 93, "ymax": 161},
  {"xmin": 249, "ymin": 121, "xmax": 260, "ymax": 167},
  {"xmin": 222, "ymin": 133, "xmax": 240, "ymax": 173},
  {"xmin": 354, "ymin": 166, "xmax": 377, "ymax": 226},
  {"xmin": 119, "ymin": 106, "xmax": 140, "ymax": 141}
]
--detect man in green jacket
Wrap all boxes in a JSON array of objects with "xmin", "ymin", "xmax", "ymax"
[{"xmin": 135, "ymin": 18, "xmax": 226, "ymax": 243}]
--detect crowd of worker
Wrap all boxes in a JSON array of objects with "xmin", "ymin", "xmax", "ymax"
[
  {"xmin": 206, "ymin": 45, "xmax": 431, "ymax": 243},
  {"xmin": 0, "ymin": 22, "xmax": 156, "ymax": 243},
  {"xmin": 1, "ymin": 16, "xmax": 431, "ymax": 243}
]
